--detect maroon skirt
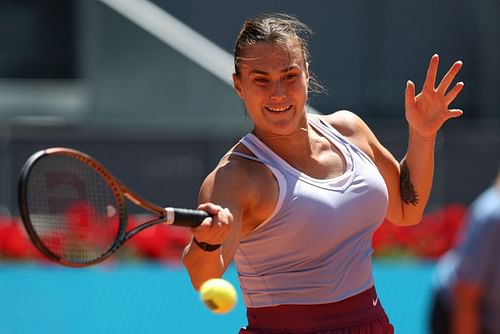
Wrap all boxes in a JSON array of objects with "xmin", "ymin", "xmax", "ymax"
[{"xmin": 239, "ymin": 287, "xmax": 394, "ymax": 334}]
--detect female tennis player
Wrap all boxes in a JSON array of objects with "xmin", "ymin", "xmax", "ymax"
[{"xmin": 183, "ymin": 13, "xmax": 464, "ymax": 333}]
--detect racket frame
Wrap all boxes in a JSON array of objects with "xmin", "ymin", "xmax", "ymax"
[{"xmin": 18, "ymin": 147, "xmax": 207, "ymax": 267}]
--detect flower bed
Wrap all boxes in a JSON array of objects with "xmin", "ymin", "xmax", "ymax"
[
  {"xmin": 0, "ymin": 214, "xmax": 191, "ymax": 264},
  {"xmin": 373, "ymin": 204, "xmax": 468, "ymax": 260},
  {"xmin": 0, "ymin": 204, "xmax": 467, "ymax": 263}
]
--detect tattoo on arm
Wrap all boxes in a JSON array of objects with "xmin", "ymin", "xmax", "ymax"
[{"xmin": 400, "ymin": 161, "xmax": 419, "ymax": 206}]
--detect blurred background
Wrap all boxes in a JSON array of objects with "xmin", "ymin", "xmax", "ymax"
[{"xmin": 0, "ymin": 0, "xmax": 499, "ymax": 333}]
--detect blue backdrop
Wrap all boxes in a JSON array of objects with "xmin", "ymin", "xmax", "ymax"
[{"xmin": 0, "ymin": 261, "xmax": 435, "ymax": 334}]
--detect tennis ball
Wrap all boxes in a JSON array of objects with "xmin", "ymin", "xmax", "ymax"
[{"xmin": 199, "ymin": 278, "xmax": 237, "ymax": 314}]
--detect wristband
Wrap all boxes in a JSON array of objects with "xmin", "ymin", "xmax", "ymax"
[{"xmin": 193, "ymin": 237, "xmax": 221, "ymax": 252}]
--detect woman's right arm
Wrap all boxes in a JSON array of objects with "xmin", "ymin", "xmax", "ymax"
[{"xmin": 182, "ymin": 161, "xmax": 248, "ymax": 290}]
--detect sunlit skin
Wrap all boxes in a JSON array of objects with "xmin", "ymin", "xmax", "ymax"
[
  {"xmin": 405, "ymin": 54, "xmax": 464, "ymax": 138},
  {"xmin": 183, "ymin": 43, "xmax": 464, "ymax": 289},
  {"xmin": 231, "ymin": 42, "xmax": 346, "ymax": 177},
  {"xmin": 233, "ymin": 41, "xmax": 310, "ymax": 139}
]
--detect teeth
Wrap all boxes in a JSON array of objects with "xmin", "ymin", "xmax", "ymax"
[{"xmin": 266, "ymin": 105, "xmax": 292, "ymax": 112}]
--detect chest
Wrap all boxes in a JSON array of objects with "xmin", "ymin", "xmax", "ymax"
[
  {"xmin": 280, "ymin": 143, "xmax": 347, "ymax": 180},
  {"xmin": 244, "ymin": 156, "xmax": 388, "ymax": 254},
  {"xmin": 284, "ymin": 169, "xmax": 388, "ymax": 247}
]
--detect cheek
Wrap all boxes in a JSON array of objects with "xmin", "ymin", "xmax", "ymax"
[
  {"xmin": 239, "ymin": 88, "xmax": 262, "ymax": 109},
  {"xmin": 240, "ymin": 84, "xmax": 267, "ymax": 101},
  {"xmin": 289, "ymin": 80, "xmax": 308, "ymax": 98}
]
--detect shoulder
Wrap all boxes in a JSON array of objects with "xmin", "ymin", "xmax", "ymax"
[
  {"xmin": 199, "ymin": 142, "xmax": 276, "ymax": 206},
  {"xmin": 320, "ymin": 110, "xmax": 371, "ymax": 138},
  {"xmin": 316, "ymin": 110, "xmax": 378, "ymax": 160},
  {"xmin": 315, "ymin": 110, "xmax": 400, "ymax": 174},
  {"xmin": 200, "ymin": 146, "xmax": 253, "ymax": 200},
  {"xmin": 199, "ymin": 142, "xmax": 279, "ymax": 235}
]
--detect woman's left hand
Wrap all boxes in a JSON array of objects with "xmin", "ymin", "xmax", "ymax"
[{"xmin": 405, "ymin": 54, "xmax": 464, "ymax": 138}]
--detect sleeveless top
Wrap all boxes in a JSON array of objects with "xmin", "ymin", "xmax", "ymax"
[{"xmin": 231, "ymin": 115, "xmax": 389, "ymax": 308}]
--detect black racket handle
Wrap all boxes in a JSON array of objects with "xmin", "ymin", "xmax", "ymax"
[{"xmin": 168, "ymin": 208, "xmax": 210, "ymax": 228}]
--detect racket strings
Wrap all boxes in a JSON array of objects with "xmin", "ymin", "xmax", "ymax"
[{"xmin": 26, "ymin": 155, "xmax": 121, "ymax": 263}]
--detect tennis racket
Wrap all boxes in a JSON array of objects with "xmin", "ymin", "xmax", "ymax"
[{"xmin": 18, "ymin": 147, "xmax": 209, "ymax": 267}]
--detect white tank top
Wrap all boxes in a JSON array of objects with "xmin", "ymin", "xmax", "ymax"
[{"xmin": 232, "ymin": 115, "xmax": 389, "ymax": 308}]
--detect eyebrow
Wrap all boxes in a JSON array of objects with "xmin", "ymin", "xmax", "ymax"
[{"xmin": 248, "ymin": 66, "xmax": 300, "ymax": 75}]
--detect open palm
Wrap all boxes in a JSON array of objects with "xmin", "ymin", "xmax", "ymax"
[{"xmin": 405, "ymin": 54, "xmax": 464, "ymax": 138}]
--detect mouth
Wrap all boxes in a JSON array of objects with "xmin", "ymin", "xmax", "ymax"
[{"xmin": 265, "ymin": 105, "xmax": 292, "ymax": 113}]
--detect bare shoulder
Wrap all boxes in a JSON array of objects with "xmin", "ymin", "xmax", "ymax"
[
  {"xmin": 199, "ymin": 145, "xmax": 257, "ymax": 205},
  {"xmin": 321, "ymin": 110, "xmax": 368, "ymax": 137},
  {"xmin": 199, "ymin": 143, "xmax": 278, "ymax": 235},
  {"xmin": 319, "ymin": 110, "xmax": 376, "ymax": 159}
]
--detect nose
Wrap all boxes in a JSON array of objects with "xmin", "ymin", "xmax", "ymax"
[{"xmin": 270, "ymin": 80, "xmax": 287, "ymax": 101}]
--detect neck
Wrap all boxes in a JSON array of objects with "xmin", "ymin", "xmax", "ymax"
[{"xmin": 252, "ymin": 117, "xmax": 314, "ymax": 159}]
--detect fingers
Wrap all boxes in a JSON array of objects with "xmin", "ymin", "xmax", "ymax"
[
  {"xmin": 195, "ymin": 203, "xmax": 232, "ymax": 228},
  {"xmin": 192, "ymin": 203, "xmax": 233, "ymax": 244},
  {"xmin": 197, "ymin": 202, "xmax": 224, "ymax": 214},
  {"xmin": 444, "ymin": 81, "xmax": 465, "ymax": 105},
  {"xmin": 447, "ymin": 109, "xmax": 464, "ymax": 119},
  {"xmin": 416, "ymin": 55, "xmax": 464, "ymax": 105},
  {"xmin": 405, "ymin": 80, "xmax": 416, "ymax": 111},
  {"xmin": 437, "ymin": 60, "xmax": 463, "ymax": 95},
  {"xmin": 423, "ymin": 54, "xmax": 439, "ymax": 91}
]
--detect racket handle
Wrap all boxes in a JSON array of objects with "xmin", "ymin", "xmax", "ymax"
[{"xmin": 166, "ymin": 208, "xmax": 210, "ymax": 227}]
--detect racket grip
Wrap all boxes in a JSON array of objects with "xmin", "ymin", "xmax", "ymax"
[{"xmin": 166, "ymin": 208, "xmax": 210, "ymax": 227}]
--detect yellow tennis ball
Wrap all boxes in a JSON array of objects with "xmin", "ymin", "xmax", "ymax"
[{"xmin": 199, "ymin": 278, "xmax": 237, "ymax": 314}]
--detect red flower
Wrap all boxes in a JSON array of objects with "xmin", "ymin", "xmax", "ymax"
[
  {"xmin": 373, "ymin": 204, "xmax": 468, "ymax": 260},
  {"xmin": 0, "ymin": 216, "xmax": 39, "ymax": 259},
  {"xmin": 126, "ymin": 215, "xmax": 191, "ymax": 262},
  {"xmin": 63, "ymin": 201, "xmax": 119, "ymax": 255}
]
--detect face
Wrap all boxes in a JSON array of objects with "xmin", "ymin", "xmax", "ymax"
[{"xmin": 233, "ymin": 41, "xmax": 309, "ymax": 137}]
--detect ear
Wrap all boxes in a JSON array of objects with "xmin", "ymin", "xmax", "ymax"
[
  {"xmin": 232, "ymin": 73, "xmax": 244, "ymax": 99},
  {"xmin": 305, "ymin": 62, "xmax": 310, "ymax": 82}
]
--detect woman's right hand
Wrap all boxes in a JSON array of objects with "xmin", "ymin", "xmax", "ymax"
[{"xmin": 191, "ymin": 202, "xmax": 233, "ymax": 246}]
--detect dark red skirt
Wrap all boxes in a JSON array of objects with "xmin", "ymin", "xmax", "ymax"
[{"xmin": 239, "ymin": 287, "xmax": 394, "ymax": 334}]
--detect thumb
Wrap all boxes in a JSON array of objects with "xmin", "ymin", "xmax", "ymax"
[
  {"xmin": 405, "ymin": 80, "xmax": 416, "ymax": 111},
  {"xmin": 447, "ymin": 109, "xmax": 464, "ymax": 119}
]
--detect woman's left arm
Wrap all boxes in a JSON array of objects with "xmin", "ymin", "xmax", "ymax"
[{"xmin": 390, "ymin": 54, "xmax": 464, "ymax": 225}]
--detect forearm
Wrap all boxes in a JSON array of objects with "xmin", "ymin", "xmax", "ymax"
[
  {"xmin": 182, "ymin": 241, "xmax": 225, "ymax": 291},
  {"xmin": 399, "ymin": 126, "xmax": 436, "ymax": 225}
]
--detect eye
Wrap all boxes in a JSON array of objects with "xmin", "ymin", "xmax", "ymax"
[
  {"xmin": 283, "ymin": 73, "xmax": 298, "ymax": 82},
  {"xmin": 253, "ymin": 77, "xmax": 270, "ymax": 84}
]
